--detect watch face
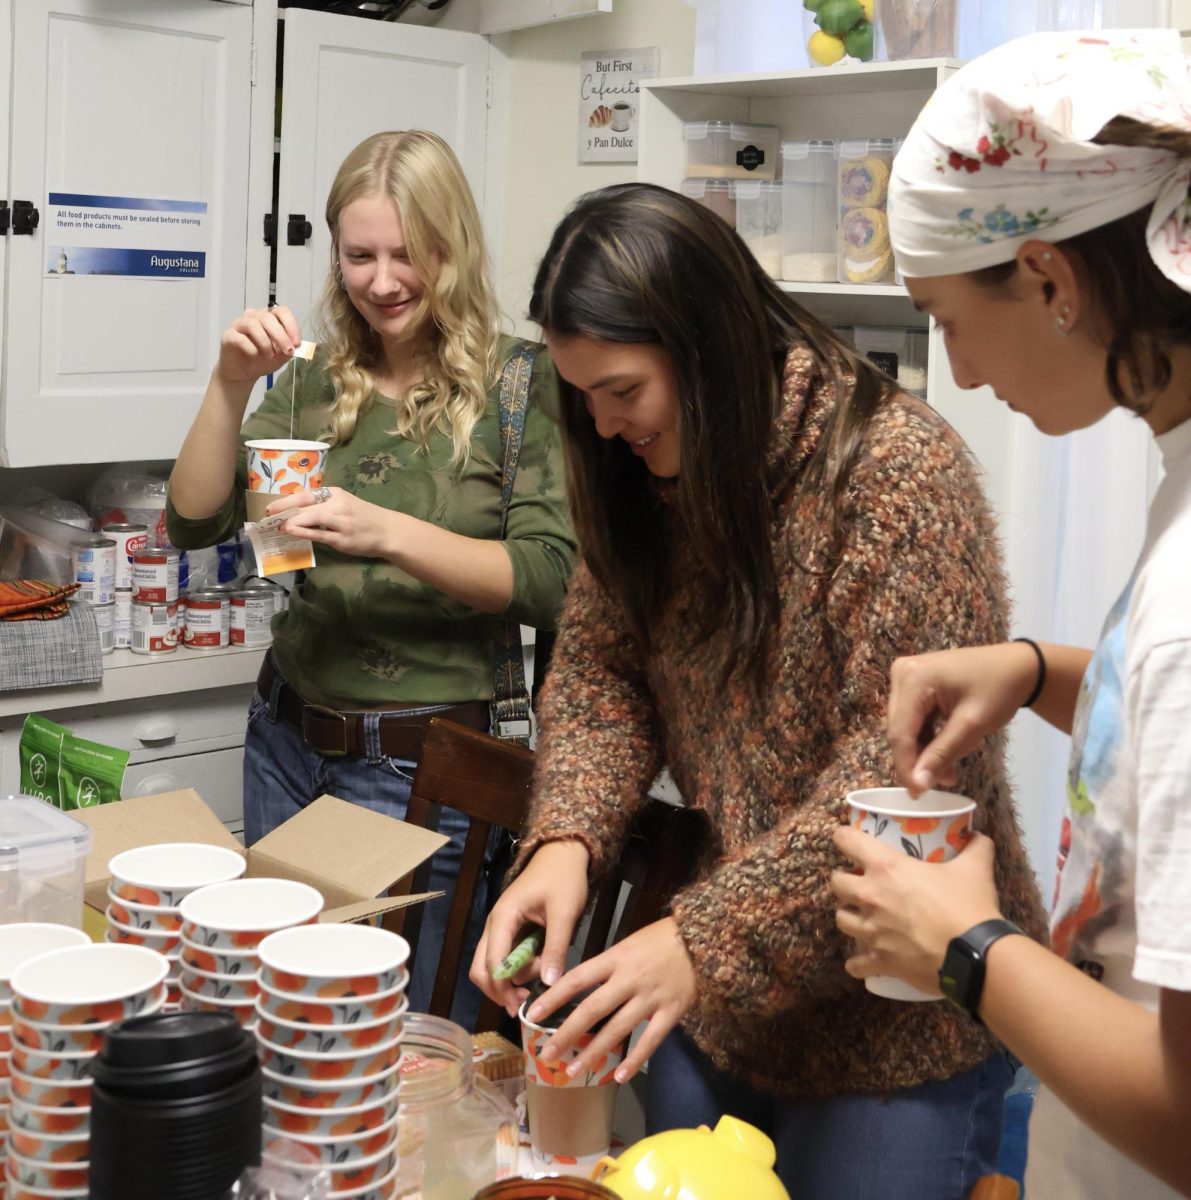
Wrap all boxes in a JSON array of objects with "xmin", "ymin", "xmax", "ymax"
[{"xmin": 939, "ymin": 942, "xmax": 982, "ymax": 1013}]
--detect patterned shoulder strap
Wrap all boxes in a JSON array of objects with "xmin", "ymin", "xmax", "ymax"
[{"xmin": 491, "ymin": 343, "xmax": 538, "ymax": 744}]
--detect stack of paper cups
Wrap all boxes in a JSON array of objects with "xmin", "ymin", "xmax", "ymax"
[
  {"xmin": 256, "ymin": 925, "xmax": 410, "ymax": 1200},
  {"xmin": 178, "ymin": 879, "xmax": 324, "ymax": 1033},
  {"xmin": 6, "ymin": 944, "xmax": 169, "ymax": 1200},
  {"xmin": 106, "ymin": 843, "xmax": 248, "ymax": 1012}
]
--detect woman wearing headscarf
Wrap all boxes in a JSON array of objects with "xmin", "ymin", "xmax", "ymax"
[{"xmin": 830, "ymin": 29, "xmax": 1191, "ymax": 1200}]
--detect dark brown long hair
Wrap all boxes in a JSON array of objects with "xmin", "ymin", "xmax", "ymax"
[
  {"xmin": 530, "ymin": 183, "xmax": 891, "ymax": 682},
  {"xmin": 975, "ymin": 117, "xmax": 1191, "ymax": 411}
]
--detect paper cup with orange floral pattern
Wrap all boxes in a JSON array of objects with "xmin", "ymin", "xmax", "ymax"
[
  {"xmin": 518, "ymin": 999, "xmax": 625, "ymax": 1175},
  {"xmin": 844, "ymin": 787, "xmax": 976, "ymax": 1002},
  {"xmin": 245, "ymin": 440, "xmax": 329, "ymax": 523}
]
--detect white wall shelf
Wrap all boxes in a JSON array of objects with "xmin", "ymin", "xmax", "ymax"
[
  {"xmin": 478, "ymin": 0, "xmax": 612, "ymax": 35},
  {"xmin": 0, "ymin": 644, "xmax": 265, "ymax": 721},
  {"xmin": 778, "ymin": 281, "xmax": 924, "ymax": 328}
]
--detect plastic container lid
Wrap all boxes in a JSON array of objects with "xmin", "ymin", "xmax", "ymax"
[
  {"xmin": 684, "ymin": 120, "xmax": 778, "ymax": 141},
  {"xmin": 839, "ymin": 138, "xmax": 897, "ymax": 158},
  {"xmin": 0, "ymin": 796, "xmax": 93, "ymax": 873},
  {"xmin": 100, "ymin": 1010, "xmax": 248, "ymax": 1071},
  {"xmin": 732, "ymin": 180, "xmax": 783, "ymax": 199},
  {"xmin": 680, "ymin": 179, "xmax": 733, "ymax": 196},
  {"xmin": 782, "ymin": 139, "xmax": 837, "ymax": 160}
]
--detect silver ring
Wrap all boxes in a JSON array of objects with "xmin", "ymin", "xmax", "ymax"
[{"xmin": 312, "ymin": 486, "xmax": 332, "ymax": 504}]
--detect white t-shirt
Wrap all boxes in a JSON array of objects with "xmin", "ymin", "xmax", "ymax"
[{"xmin": 1027, "ymin": 416, "xmax": 1191, "ymax": 1200}]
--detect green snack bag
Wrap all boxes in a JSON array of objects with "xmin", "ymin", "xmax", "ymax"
[
  {"xmin": 19, "ymin": 714, "xmax": 66, "ymax": 808},
  {"xmin": 58, "ymin": 731, "xmax": 129, "ymax": 811},
  {"xmin": 18, "ymin": 714, "xmax": 129, "ymax": 810}
]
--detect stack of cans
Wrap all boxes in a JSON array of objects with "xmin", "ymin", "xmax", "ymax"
[
  {"xmin": 100, "ymin": 525, "xmax": 148, "ymax": 655},
  {"xmin": 130, "ymin": 545, "xmax": 181, "ymax": 656}
]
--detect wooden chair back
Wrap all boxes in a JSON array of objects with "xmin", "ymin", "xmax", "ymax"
[{"xmin": 384, "ymin": 719, "xmax": 535, "ymax": 1032}]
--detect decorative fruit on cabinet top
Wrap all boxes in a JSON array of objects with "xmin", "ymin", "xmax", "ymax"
[{"xmin": 804, "ymin": 0, "xmax": 875, "ymax": 66}]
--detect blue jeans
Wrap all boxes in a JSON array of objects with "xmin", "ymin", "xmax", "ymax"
[
  {"xmin": 646, "ymin": 1027, "xmax": 1014, "ymax": 1200},
  {"xmin": 242, "ymin": 683, "xmax": 488, "ymax": 1029}
]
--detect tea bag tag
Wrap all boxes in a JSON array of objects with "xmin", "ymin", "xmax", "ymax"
[
  {"xmin": 291, "ymin": 340, "xmax": 317, "ymax": 361},
  {"xmin": 243, "ymin": 514, "xmax": 316, "ymax": 577}
]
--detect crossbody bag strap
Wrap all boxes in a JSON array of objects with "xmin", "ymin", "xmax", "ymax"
[{"xmin": 491, "ymin": 342, "xmax": 538, "ymax": 744}]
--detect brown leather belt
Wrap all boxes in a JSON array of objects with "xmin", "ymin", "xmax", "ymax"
[{"xmin": 257, "ymin": 653, "xmax": 490, "ymax": 759}]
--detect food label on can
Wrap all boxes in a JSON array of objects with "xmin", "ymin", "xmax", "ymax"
[
  {"xmin": 114, "ymin": 591, "xmax": 132, "ymax": 648},
  {"xmin": 73, "ymin": 542, "xmax": 117, "ymax": 604},
  {"xmin": 92, "ymin": 603, "xmax": 115, "ymax": 655},
  {"xmin": 132, "ymin": 548, "xmax": 180, "ymax": 603},
  {"xmin": 183, "ymin": 595, "xmax": 230, "ymax": 649},
  {"xmin": 230, "ymin": 594, "xmax": 274, "ymax": 647},
  {"xmin": 102, "ymin": 524, "xmax": 149, "ymax": 591},
  {"xmin": 130, "ymin": 601, "xmax": 179, "ymax": 654}
]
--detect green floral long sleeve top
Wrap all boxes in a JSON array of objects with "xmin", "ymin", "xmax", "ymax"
[{"xmin": 166, "ymin": 335, "xmax": 576, "ymax": 709}]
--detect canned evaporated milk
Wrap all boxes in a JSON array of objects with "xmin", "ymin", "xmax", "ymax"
[
  {"xmin": 91, "ymin": 602, "xmax": 115, "ymax": 655},
  {"xmin": 102, "ymin": 523, "xmax": 149, "ymax": 591},
  {"xmin": 114, "ymin": 590, "xmax": 132, "ymax": 649},
  {"xmin": 132, "ymin": 545, "xmax": 180, "ymax": 604},
  {"xmin": 130, "ymin": 600, "xmax": 179, "ymax": 655},
  {"xmin": 72, "ymin": 539, "xmax": 117, "ymax": 605},
  {"xmin": 230, "ymin": 579, "xmax": 283, "ymax": 647},
  {"xmin": 183, "ymin": 591, "xmax": 229, "ymax": 650}
]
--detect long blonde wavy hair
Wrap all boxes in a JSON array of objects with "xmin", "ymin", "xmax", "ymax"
[{"xmin": 315, "ymin": 131, "xmax": 501, "ymax": 461}]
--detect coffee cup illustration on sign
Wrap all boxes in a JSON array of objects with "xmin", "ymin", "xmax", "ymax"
[{"xmin": 610, "ymin": 102, "xmax": 634, "ymax": 132}]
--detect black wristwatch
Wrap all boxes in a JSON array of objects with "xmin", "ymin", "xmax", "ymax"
[{"xmin": 938, "ymin": 918, "xmax": 1024, "ymax": 1024}]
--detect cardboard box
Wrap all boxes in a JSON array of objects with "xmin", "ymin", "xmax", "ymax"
[{"xmin": 74, "ymin": 788, "xmax": 448, "ymax": 925}]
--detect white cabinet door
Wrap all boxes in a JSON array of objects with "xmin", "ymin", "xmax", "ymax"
[
  {"xmin": 275, "ymin": 11, "xmax": 490, "ymax": 333},
  {"xmin": 2, "ymin": 0, "xmax": 254, "ymax": 467},
  {"xmin": 0, "ymin": 0, "xmax": 9, "ymax": 415}
]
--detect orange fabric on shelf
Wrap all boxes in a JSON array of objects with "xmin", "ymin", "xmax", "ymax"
[{"xmin": 0, "ymin": 579, "xmax": 81, "ymax": 621}]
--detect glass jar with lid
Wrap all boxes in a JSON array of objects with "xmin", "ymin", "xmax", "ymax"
[{"xmin": 393, "ymin": 1013, "xmax": 518, "ymax": 1200}]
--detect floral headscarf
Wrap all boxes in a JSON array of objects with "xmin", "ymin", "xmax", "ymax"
[{"xmin": 889, "ymin": 29, "xmax": 1191, "ymax": 289}]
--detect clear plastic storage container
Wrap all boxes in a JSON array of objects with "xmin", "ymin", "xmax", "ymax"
[
  {"xmin": 734, "ymin": 180, "xmax": 783, "ymax": 278},
  {"xmin": 680, "ymin": 178, "xmax": 736, "ymax": 228},
  {"xmin": 0, "ymin": 795, "xmax": 94, "ymax": 928},
  {"xmin": 780, "ymin": 141, "xmax": 838, "ymax": 282},
  {"xmin": 684, "ymin": 120, "xmax": 780, "ymax": 181},
  {"xmin": 881, "ymin": 0, "xmax": 958, "ymax": 61},
  {"xmin": 853, "ymin": 326, "xmax": 929, "ymax": 399},
  {"xmin": 837, "ymin": 139, "xmax": 896, "ymax": 286}
]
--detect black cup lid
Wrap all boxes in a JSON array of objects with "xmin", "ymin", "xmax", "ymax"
[{"xmin": 100, "ymin": 1010, "xmax": 248, "ymax": 1069}]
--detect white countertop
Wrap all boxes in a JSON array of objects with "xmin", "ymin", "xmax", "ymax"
[{"xmin": 0, "ymin": 643, "xmax": 266, "ymax": 719}]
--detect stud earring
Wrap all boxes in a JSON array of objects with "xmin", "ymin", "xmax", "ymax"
[
  {"xmin": 1054, "ymin": 304, "xmax": 1072, "ymax": 334},
  {"xmin": 1042, "ymin": 251, "xmax": 1053, "ymax": 262}
]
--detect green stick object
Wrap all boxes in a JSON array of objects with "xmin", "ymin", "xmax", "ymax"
[{"xmin": 492, "ymin": 925, "xmax": 545, "ymax": 981}]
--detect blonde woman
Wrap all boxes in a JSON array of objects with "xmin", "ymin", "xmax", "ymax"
[{"xmin": 168, "ymin": 131, "xmax": 575, "ymax": 1023}]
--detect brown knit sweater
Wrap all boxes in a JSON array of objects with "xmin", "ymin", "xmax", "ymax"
[{"xmin": 516, "ymin": 344, "xmax": 1048, "ymax": 1099}]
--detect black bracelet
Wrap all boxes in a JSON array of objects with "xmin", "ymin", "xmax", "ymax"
[{"xmin": 1013, "ymin": 637, "xmax": 1046, "ymax": 709}]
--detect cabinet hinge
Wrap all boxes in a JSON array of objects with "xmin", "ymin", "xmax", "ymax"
[
  {"xmin": 485, "ymin": 69, "xmax": 493, "ymax": 109},
  {"xmin": 251, "ymin": 40, "xmax": 257, "ymax": 87}
]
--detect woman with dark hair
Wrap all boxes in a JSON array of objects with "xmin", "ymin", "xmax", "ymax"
[
  {"xmin": 829, "ymin": 31, "xmax": 1191, "ymax": 1199},
  {"xmin": 472, "ymin": 181, "xmax": 1046, "ymax": 1198}
]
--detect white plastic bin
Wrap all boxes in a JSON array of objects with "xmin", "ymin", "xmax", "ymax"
[
  {"xmin": 734, "ymin": 180, "xmax": 784, "ymax": 278},
  {"xmin": 837, "ymin": 139, "xmax": 896, "ymax": 285},
  {"xmin": 781, "ymin": 141, "xmax": 838, "ymax": 282},
  {"xmin": 684, "ymin": 120, "xmax": 780, "ymax": 181},
  {"xmin": 680, "ymin": 178, "xmax": 736, "ymax": 228},
  {"xmin": 0, "ymin": 795, "xmax": 94, "ymax": 928}
]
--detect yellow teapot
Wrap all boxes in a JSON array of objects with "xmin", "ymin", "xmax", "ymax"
[{"xmin": 594, "ymin": 1115, "xmax": 790, "ymax": 1200}]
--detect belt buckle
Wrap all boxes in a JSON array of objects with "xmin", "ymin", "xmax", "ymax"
[{"xmin": 302, "ymin": 704, "xmax": 350, "ymax": 757}]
